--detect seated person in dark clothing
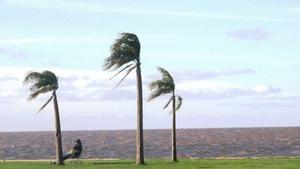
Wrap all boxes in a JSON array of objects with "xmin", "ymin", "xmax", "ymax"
[
  {"xmin": 63, "ymin": 139, "xmax": 82, "ymax": 161},
  {"xmin": 51, "ymin": 139, "xmax": 82, "ymax": 164}
]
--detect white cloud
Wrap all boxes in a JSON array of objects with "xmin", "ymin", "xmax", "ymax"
[
  {"xmin": 0, "ymin": 67, "xmax": 282, "ymax": 103},
  {"xmin": 177, "ymin": 81, "xmax": 281, "ymax": 100},
  {"xmin": 254, "ymin": 85, "xmax": 272, "ymax": 94},
  {"xmin": 178, "ymin": 80, "xmax": 238, "ymax": 91},
  {"xmin": 165, "ymin": 69, "xmax": 256, "ymax": 81},
  {"xmin": 0, "ymin": 66, "xmax": 297, "ymax": 131},
  {"xmin": 0, "ymin": 67, "xmax": 136, "ymax": 102}
]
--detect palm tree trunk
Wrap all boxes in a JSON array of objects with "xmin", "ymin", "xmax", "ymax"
[
  {"xmin": 172, "ymin": 93, "xmax": 177, "ymax": 162},
  {"xmin": 53, "ymin": 90, "xmax": 64, "ymax": 165},
  {"xmin": 136, "ymin": 60, "xmax": 144, "ymax": 165}
]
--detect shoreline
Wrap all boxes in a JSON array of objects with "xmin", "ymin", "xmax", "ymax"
[{"xmin": 1, "ymin": 126, "xmax": 300, "ymax": 133}]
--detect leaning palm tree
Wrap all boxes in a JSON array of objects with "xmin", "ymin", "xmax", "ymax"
[
  {"xmin": 23, "ymin": 70, "xmax": 64, "ymax": 165},
  {"xmin": 148, "ymin": 67, "xmax": 183, "ymax": 162},
  {"xmin": 103, "ymin": 33, "xmax": 144, "ymax": 165}
]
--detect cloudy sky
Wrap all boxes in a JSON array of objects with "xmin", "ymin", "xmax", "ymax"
[{"xmin": 0, "ymin": 0, "xmax": 300, "ymax": 131}]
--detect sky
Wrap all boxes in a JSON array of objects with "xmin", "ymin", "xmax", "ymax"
[{"xmin": 0, "ymin": 0, "xmax": 300, "ymax": 131}]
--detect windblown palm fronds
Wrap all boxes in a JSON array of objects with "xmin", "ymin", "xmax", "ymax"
[
  {"xmin": 103, "ymin": 33, "xmax": 140, "ymax": 86},
  {"xmin": 23, "ymin": 70, "xmax": 63, "ymax": 165},
  {"xmin": 148, "ymin": 67, "xmax": 183, "ymax": 162},
  {"xmin": 148, "ymin": 67, "xmax": 175, "ymax": 101},
  {"xmin": 103, "ymin": 33, "xmax": 145, "ymax": 164},
  {"xmin": 24, "ymin": 70, "xmax": 58, "ymax": 100}
]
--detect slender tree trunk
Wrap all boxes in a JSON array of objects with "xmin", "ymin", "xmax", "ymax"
[
  {"xmin": 53, "ymin": 90, "xmax": 64, "ymax": 165},
  {"xmin": 172, "ymin": 93, "xmax": 177, "ymax": 162},
  {"xmin": 136, "ymin": 60, "xmax": 144, "ymax": 165}
]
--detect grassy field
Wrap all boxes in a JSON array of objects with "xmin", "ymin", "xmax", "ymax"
[{"xmin": 1, "ymin": 158, "xmax": 300, "ymax": 169}]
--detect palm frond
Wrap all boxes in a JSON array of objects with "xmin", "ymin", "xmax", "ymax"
[
  {"xmin": 116, "ymin": 65, "xmax": 137, "ymax": 87},
  {"xmin": 30, "ymin": 78, "xmax": 57, "ymax": 92},
  {"xmin": 23, "ymin": 71, "xmax": 41, "ymax": 85},
  {"xmin": 103, "ymin": 33, "xmax": 140, "ymax": 71},
  {"xmin": 157, "ymin": 67, "xmax": 175, "ymax": 88},
  {"xmin": 148, "ymin": 80, "xmax": 174, "ymax": 97},
  {"xmin": 163, "ymin": 97, "xmax": 173, "ymax": 109},
  {"xmin": 36, "ymin": 95, "xmax": 53, "ymax": 115},
  {"xmin": 149, "ymin": 80, "xmax": 165, "ymax": 90},
  {"xmin": 24, "ymin": 70, "xmax": 58, "ymax": 100},
  {"xmin": 148, "ymin": 67, "xmax": 176, "ymax": 102},
  {"xmin": 149, "ymin": 89, "xmax": 174, "ymax": 101},
  {"xmin": 109, "ymin": 63, "xmax": 133, "ymax": 80},
  {"xmin": 175, "ymin": 96, "xmax": 183, "ymax": 111},
  {"xmin": 28, "ymin": 85, "xmax": 56, "ymax": 100},
  {"xmin": 148, "ymin": 89, "xmax": 164, "ymax": 101}
]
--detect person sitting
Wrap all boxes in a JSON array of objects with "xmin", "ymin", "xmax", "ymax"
[
  {"xmin": 51, "ymin": 139, "xmax": 82, "ymax": 164},
  {"xmin": 63, "ymin": 139, "xmax": 82, "ymax": 161}
]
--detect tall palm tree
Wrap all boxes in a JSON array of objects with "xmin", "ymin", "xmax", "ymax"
[
  {"xmin": 23, "ymin": 70, "xmax": 64, "ymax": 165},
  {"xmin": 148, "ymin": 67, "xmax": 183, "ymax": 162},
  {"xmin": 103, "ymin": 33, "xmax": 144, "ymax": 165}
]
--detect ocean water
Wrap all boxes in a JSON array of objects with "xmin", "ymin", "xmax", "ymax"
[{"xmin": 1, "ymin": 128, "xmax": 300, "ymax": 160}]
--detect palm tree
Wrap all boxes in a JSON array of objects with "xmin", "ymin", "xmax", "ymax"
[
  {"xmin": 23, "ymin": 70, "xmax": 64, "ymax": 165},
  {"xmin": 103, "ymin": 33, "xmax": 145, "ymax": 165},
  {"xmin": 148, "ymin": 67, "xmax": 183, "ymax": 162}
]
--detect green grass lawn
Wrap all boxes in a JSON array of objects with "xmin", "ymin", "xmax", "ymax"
[{"xmin": 1, "ymin": 158, "xmax": 300, "ymax": 169}]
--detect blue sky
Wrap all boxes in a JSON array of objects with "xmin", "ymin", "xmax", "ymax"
[{"xmin": 0, "ymin": 0, "xmax": 300, "ymax": 131}]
